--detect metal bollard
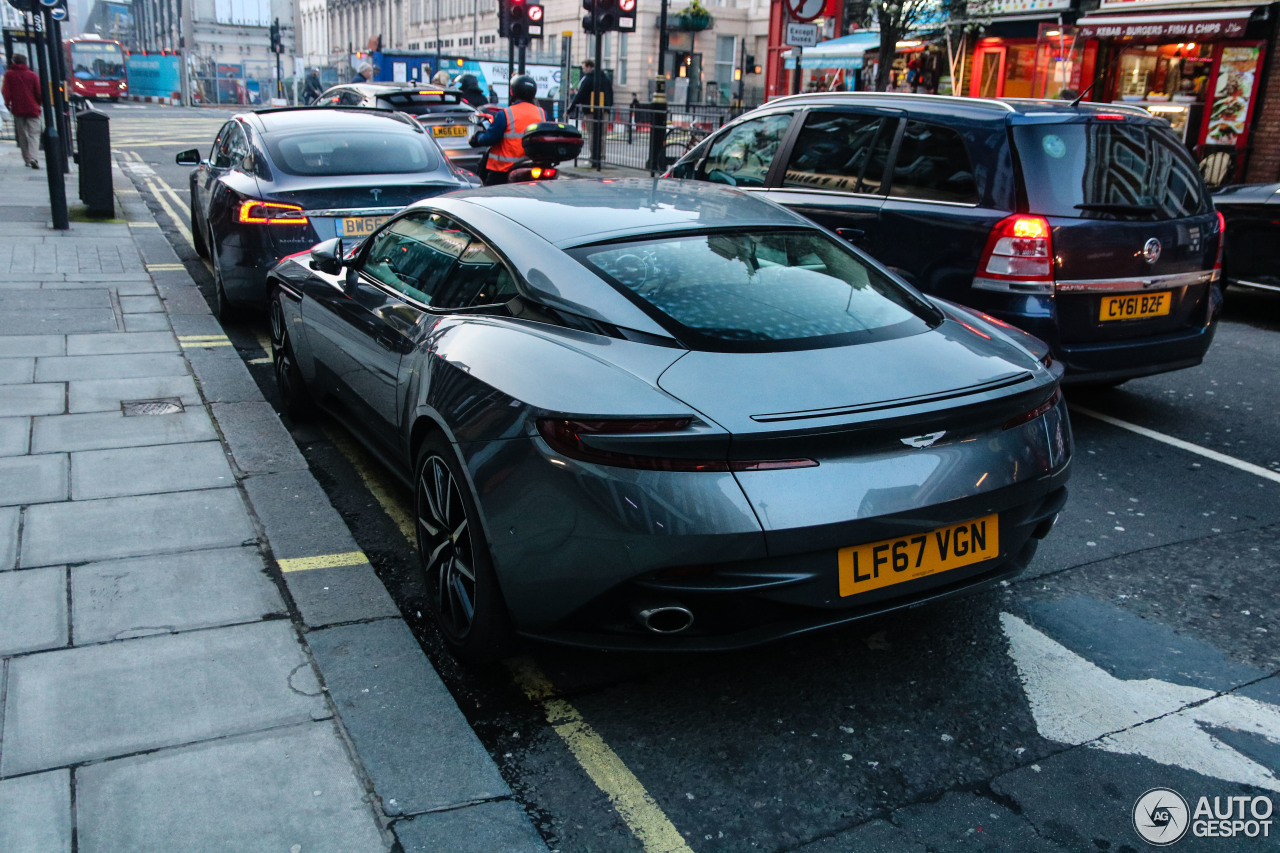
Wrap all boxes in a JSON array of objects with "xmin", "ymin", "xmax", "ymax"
[{"xmin": 76, "ymin": 107, "xmax": 114, "ymax": 218}]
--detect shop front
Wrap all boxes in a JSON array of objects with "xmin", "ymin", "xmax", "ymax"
[
  {"xmin": 960, "ymin": 0, "xmax": 1076, "ymax": 98},
  {"xmin": 1075, "ymin": 0, "xmax": 1275, "ymax": 172}
]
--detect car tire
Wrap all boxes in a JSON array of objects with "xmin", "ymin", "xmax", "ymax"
[
  {"xmin": 191, "ymin": 208, "xmax": 209, "ymax": 259},
  {"xmin": 414, "ymin": 433, "xmax": 512, "ymax": 663},
  {"xmin": 209, "ymin": 240, "xmax": 238, "ymax": 323},
  {"xmin": 269, "ymin": 291, "xmax": 316, "ymax": 420}
]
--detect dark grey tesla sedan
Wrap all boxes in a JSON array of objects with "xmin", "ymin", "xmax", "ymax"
[{"xmin": 267, "ymin": 179, "xmax": 1071, "ymax": 661}]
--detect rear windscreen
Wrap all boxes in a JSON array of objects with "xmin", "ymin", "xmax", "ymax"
[
  {"xmin": 377, "ymin": 92, "xmax": 471, "ymax": 116},
  {"xmin": 570, "ymin": 230, "xmax": 934, "ymax": 352},
  {"xmin": 1014, "ymin": 122, "xmax": 1208, "ymax": 220},
  {"xmin": 265, "ymin": 130, "xmax": 441, "ymax": 176}
]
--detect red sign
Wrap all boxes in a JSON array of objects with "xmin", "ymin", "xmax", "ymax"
[
  {"xmin": 1079, "ymin": 16, "xmax": 1247, "ymax": 39},
  {"xmin": 786, "ymin": 0, "xmax": 824, "ymax": 23}
]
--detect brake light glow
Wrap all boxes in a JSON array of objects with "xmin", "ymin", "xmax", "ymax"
[
  {"xmin": 238, "ymin": 201, "xmax": 307, "ymax": 225},
  {"xmin": 1004, "ymin": 389, "xmax": 1062, "ymax": 430},
  {"xmin": 536, "ymin": 418, "xmax": 818, "ymax": 472},
  {"xmin": 1213, "ymin": 210, "xmax": 1225, "ymax": 279},
  {"xmin": 1095, "ymin": 113, "xmax": 1127, "ymax": 120},
  {"xmin": 973, "ymin": 214, "xmax": 1054, "ymax": 294}
]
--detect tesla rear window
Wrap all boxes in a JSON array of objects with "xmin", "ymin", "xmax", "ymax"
[
  {"xmin": 571, "ymin": 230, "xmax": 935, "ymax": 351},
  {"xmin": 1015, "ymin": 122, "xmax": 1208, "ymax": 219},
  {"xmin": 266, "ymin": 130, "xmax": 441, "ymax": 175}
]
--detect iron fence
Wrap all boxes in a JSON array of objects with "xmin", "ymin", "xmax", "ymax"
[{"xmin": 571, "ymin": 102, "xmax": 745, "ymax": 174}]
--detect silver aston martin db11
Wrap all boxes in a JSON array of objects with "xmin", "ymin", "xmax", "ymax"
[{"xmin": 267, "ymin": 179, "xmax": 1071, "ymax": 661}]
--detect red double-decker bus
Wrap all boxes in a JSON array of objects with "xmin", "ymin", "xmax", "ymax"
[{"xmin": 65, "ymin": 36, "xmax": 127, "ymax": 101}]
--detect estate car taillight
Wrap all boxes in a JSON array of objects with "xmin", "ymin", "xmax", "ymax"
[
  {"xmin": 973, "ymin": 214, "xmax": 1055, "ymax": 295},
  {"xmin": 1213, "ymin": 210, "xmax": 1226, "ymax": 280},
  {"xmin": 238, "ymin": 201, "xmax": 307, "ymax": 225},
  {"xmin": 536, "ymin": 418, "xmax": 817, "ymax": 472}
]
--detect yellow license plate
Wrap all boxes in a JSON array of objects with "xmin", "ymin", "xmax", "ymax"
[
  {"xmin": 432, "ymin": 125, "xmax": 469, "ymax": 137},
  {"xmin": 1099, "ymin": 292, "xmax": 1172, "ymax": 322},
  {"xmin": 340, "ymin": 216, "xmax": 388, "ymax": 237},
  {"xmin": 837, "ymin": 514, "xmax": 999, "ymax": 597}
]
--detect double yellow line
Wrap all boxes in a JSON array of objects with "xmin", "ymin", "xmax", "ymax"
[{"xmin": 120, "ymin": 142, "xmax": 695, "ymax": 853}]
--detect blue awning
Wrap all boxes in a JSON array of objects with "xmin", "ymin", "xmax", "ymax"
[{"xmin": 784, "ymin": 32, "xmax": 880, "ymax": 69}]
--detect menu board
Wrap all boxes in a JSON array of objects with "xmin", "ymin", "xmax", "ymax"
[{"xmin": 1206, "ymin": 45, "xmax": 1261, "ymax": 146}]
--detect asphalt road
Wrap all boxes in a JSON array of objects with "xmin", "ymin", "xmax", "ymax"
[{"xmin": 107, "ymin": 101, "xmax": 1280, "ymax": 852}]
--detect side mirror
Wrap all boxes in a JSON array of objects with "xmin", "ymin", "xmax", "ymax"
[
  {"xmin": 175, "ymin": 148, "xmax": 202, "ymax": 166},
  {"xmin": 309, "ymin": 238, "xmax": 345, "ymax": 275}
]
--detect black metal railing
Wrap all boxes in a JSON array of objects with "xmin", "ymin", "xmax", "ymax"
[{"xmin": 568, "ymin": 102, "xmax": 750, "ymax": 174}]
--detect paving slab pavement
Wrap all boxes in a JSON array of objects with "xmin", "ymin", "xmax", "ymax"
[{"xmin": 0, "ymin": 125, "xmax": 544, "ymax": 850}]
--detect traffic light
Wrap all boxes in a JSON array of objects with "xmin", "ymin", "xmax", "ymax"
[
  {"xmin": 508, "ymin": 0, "xmax": 529, "ymax": 42},
  {"xmin": 582, "ymin": 0, "xmax": 616, "ymax": 34},
  {"xmin": 269, "ymin": 18, "xmax": 282, "ymax": 54},
  {"xmin": 498, "ymin": 0, "xmax": 510, "ymax": 37}
]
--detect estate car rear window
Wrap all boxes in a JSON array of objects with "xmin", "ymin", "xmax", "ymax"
[
  {"xmin": 377, "ymin": 91, "xmax": 474, "ymax": 116},
  {"xmin": 265, "ymin": 130, "xmax": 441, "ymax": 176},
  {"xmin": 570, "ymin": 230, "xmax": 935, "ymax": 352},
  {"xmin": 1014, "ymin": 121, "xmax": 1208, "ymax": 219}
]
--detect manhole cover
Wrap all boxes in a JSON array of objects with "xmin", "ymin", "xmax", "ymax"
[{"xmin": 122, "ymin": 398, "xmax": 185, "ymax": 416}]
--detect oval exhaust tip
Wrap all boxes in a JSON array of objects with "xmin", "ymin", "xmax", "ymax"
[{"xmin": 636, "ymin": 604, "xmax": 695, "ymax": 634}]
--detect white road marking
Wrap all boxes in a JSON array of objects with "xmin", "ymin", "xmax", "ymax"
[
  {"xmin": 1070, "ymin": 405, "xmax": 1280, "ymax": 485},
  {"xmin": 1002, "ymin": 613, "xmax": 1280, "ymax": 791}
]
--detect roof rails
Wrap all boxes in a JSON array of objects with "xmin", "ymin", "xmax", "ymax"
[{"xmin": 766, "ymin": 91, "xmax": 1018, "ymax": 113}]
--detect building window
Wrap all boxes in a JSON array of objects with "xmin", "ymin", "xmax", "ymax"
[
  {"xmin": 618, "ymin": 33, "xmax": 628, "ymax": 85},
  {"xmin": 713, "ymin": 35, "xmax": 734, "ymax": 105}
]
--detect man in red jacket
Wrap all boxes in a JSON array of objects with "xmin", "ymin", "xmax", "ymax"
[{"xmin": 2, "ymin": 54, "xmax": 42, "ymax": 169}]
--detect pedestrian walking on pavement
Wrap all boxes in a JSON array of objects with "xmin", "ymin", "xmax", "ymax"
[{"xmin": 2, "ymin": 54, "xmax": 41, "ymax": 169}]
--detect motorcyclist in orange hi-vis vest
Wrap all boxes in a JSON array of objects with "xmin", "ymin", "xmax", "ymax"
[{"xmin": 470, "ymin": 75, "xmax": 547, "ymax": 185}]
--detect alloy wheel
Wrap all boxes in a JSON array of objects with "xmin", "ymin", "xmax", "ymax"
[{"xmin": 417, "ymin": 455, "xmax": 477, "ymax": 641}]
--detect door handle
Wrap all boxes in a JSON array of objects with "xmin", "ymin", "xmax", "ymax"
[{"xmin": 837, "ymin": 228, "xmax": 866, "ymax": 243}]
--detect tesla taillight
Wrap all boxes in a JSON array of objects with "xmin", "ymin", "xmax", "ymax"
[
  {"xmin": 238, "ymin": 201, "xmax": 307, "ymax": 225},
  {"xmin": 536, "ymin": 418, "xmax": 817, "ymax": 472},
  {"xmin": 1003, "ymin": 388, "xmax": 1062, "ymax": 430},
  {"xmin": 973, "ymin": 214, "xmax": 1054, "ymax": 295}
]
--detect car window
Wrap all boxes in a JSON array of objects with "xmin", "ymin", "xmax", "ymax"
[
  {"xmin": 570, "ymin": 229, "xmax": 933, "ymax": 352},
  {"xmin": 782, "ymin": 112, "xmax": 895, "ymax": 194},
  {"xmin": 209, "ymin": 123, "xmax": 232, "ymax": 164},
  {"xmin": 887, "ymin": 120, "xmax": 979, "ymax": 204},
  {"xmin": 213, "ymin": 123, "xmax": 248, "ymax": 169},
  {"xmin": 264, "ymin": 129, "xmax": 442, "ymax": 175},
  {"xmin": 700, "ymin": 114, "xmax": 792, "ymax": 189},
  {"xmin": 1013, "ymin": 121, "xmax": 1208, "ymax": 220},
  {"xmin": 437, "ymin": 238, "xmax": 519, "ymax": 308},
  {"xmin": 339, "ymin": 90, "xmax": 364, "ymax": 106},
  {"xmin": 361, "ymin": 212, "xmax": 469, "ymax": 305},
  {"xmin": 316, "ymin": 91, "xmax": 342, "ymax": 105}
]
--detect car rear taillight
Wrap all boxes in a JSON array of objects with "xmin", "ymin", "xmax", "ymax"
[
  {"xmin": 1003, "ymin": 388, "xmax": 1062, "ymax": 430},
  {"xmin": 1094, "ymin": 113, "xmax": 1126, "ymax": 120},
  {"xmin": 973, "ymin": 214, "xmax": 1054, "ymax": 294},
  {"xmin": 509, "ymin": 166, "xmax": 558, "ymax": 182},
  {"xmin": 536, "ymin": 418, "xmax": 817, "ymax": 472},
  {"xmin": 238, "ymin": 201, "xmax": 307, "ymax": 225},
  {"xmin": 1213, "ymin": 210, "xmax": 1226, "ymax": 280}
]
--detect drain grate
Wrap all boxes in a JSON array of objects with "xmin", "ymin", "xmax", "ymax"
[{"xmin": 122, "ymin": 398, "xmax": 185, "ymax": 417}]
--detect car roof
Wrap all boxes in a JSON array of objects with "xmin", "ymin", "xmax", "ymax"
[
  {"xmin": 757, "ymin": 91, "xmax": 1157, "ymax": 124},
  {"xmin": 350, "ymin": 82, "xmax": 464, "ymax": 95},
  {"xmin": 437, "ymin": 178, "xmax": 812, "ymax": 247},
  {"xmin": 244, "ymin": 107, "xmax": 425, "ymax": 135}
]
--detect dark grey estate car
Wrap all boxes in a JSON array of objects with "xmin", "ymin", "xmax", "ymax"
[
  {"xmin": 267, "ymin": 179, "xmax": 1070, "ymax": 661},
  {"xmin": 313, "ymin": 83, "xmax": 487, "ymax": 172},
  {"xmin": 668, "ymin": 93, "xmax": 1224, "ymax": 386}
]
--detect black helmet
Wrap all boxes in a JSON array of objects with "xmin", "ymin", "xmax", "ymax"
[
  {"xmin": 459, "ymin": 73, "xmax": 478, "ymax": 89},
  {"xmin": 510, "ymin": 74, "xmax": 537, "ymax": 101}
]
